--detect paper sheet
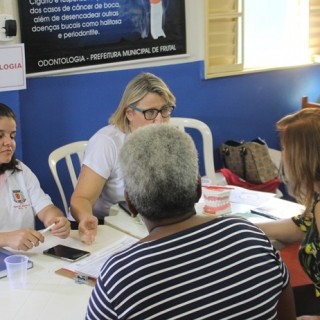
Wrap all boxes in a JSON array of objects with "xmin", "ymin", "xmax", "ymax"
[
  {"xmin": 62, "ymin": 237, "xmax": 137, "ymax": 279},
  {"xmin": 229, "ymin": 186, "xmax": 276, "ymax": 206}
]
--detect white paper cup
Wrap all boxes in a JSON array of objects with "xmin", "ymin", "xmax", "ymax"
[
  {"xmin": 202, "ymin": 186, "xmax": 232, "ymax": 216},
  {"xmin": 4, "ymin": 255, "xmax": 29, "ymax": 289}
]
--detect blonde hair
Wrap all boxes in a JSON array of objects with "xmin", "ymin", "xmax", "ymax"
[
  {"xmin": 109, "ymin": 72, "xmax": 176, "ymax": 133},
  {"xmin": 277, "ymin": 107, "xmax": 320, "ymax": 210}
]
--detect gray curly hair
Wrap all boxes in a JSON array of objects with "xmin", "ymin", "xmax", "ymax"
[{"xmin": 119, "ymin": 124, "xmax": 199, "ymax": 220}]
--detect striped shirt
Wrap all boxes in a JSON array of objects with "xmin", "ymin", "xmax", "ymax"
[{"xmin": 86, "ymin": 216, "xmax": 289, "ymax": 320}]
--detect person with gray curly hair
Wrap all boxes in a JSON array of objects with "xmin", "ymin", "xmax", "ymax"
[
  {"xmin": 120, "ymin": 122, "xmax": 199, "ymax": 222},
  {"xmin": 86, "ymin": 124, "xmax": 296, "ymax": 320}
]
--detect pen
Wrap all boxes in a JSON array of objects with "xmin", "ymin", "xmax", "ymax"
[
  {"xmin": 250, "ymin": 210, "xmax": 279, "ymax": 220},
  {"xmin": 40, "ymin": 223, "xmax": 56, "ymax": 234}
]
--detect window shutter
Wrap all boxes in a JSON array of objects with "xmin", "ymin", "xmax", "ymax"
[
  {"xmin": 204, "ymin": 0, "xmax": 243, "ymax": 79},
  {"xmin": 309, "ymin": 0, "xmax": 320, "ymax": 61}
]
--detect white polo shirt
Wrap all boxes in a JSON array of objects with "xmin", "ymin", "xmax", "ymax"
[{"xmin": 0, "ymin": 161, "xmax": 52, "ymax": 231}]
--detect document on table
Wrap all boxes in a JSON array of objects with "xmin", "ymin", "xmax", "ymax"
[
  {"xmin": 59, "ymin": 236, "xmax": 137, "ymax": 280},
  {"xmin": 250, "ymin": 197, "xmax": 305, "ymax": 220},
  {"xmin": 229, "ymin": 186, "xmax": 276, "ymax": 207}
]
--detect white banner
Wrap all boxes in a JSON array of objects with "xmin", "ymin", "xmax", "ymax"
[{"xmin": 0, "ymin": 44, "xmax": 26, "ymax": 92}]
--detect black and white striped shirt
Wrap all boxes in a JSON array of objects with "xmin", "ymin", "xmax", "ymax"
[{"xmin": 86, "ymin": 216, "xmax": 289, "ymax": 320}]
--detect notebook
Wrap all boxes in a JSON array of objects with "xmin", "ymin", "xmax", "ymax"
[
  {"xmin": 250, "ymin": 197, "xmax": 305, "ymax": 220},
  {"xmin": 0, "ymin": 248, "xmax": 33, "ymax": 279}
]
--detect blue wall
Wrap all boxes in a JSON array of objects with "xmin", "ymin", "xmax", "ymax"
[{"xmin": 1, "ymin": 61, "xmax": 320, "ymax": 211}]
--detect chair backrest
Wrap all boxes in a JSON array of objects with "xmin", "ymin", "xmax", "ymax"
[
  {"xmin": 48, "ymin": 141, "xmax": 88, "ymax": 215},
  {"xmin": 169, "ymin": 117, "xmax": 217, "ymax": 184},
  {"xmin": 301, "ymin": 96, "xmax": 320, "ymax": 109}
]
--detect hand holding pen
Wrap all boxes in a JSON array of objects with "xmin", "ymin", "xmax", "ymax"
[
  {"xmin": 44, "ymin": 217, "xmax": 71, "ymax": 239},
  {"xmin": 40, "ymin": 223, "xmax": 56, "ymax": 235}
]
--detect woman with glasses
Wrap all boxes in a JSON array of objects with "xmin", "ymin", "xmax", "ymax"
[
  {"xmin": 257, "ymin": 108, "xmax": 320, "ymax": 319},
  {"xmin": 70, "ymin": 72, "xmax": 176, "ymax": 245}
]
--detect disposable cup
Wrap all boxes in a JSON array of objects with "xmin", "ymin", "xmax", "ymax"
[
  {"xmin": 202, "ymin": 185, "xmax": 232, "ymax": 216},
  {"xmin": 201, "ymin": 177, "xmax": 212, "ymax": 187},
  {"xmin": 4, "ymin": 255, "xmax": 29, "ymax": 289}
]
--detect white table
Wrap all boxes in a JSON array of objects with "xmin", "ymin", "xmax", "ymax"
[
  {"xmin": 105, "ymin": 187, "xmax": 301, "ymax": 249},
  {"xmin": 105, "ymin": 182, "xmax": 281, "ymax": 238},
  {"xmin": 106, "ymin": 199, "xmax": 272, "ymax": 239},
  {"xmin": 0, "ymin": 225, "xmax": 135, "ymax": 320}
]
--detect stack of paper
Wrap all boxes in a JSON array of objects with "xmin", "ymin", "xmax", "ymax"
[{"xmin": 61, "ymin": 236, "xmax": 137, "ymax": 280}]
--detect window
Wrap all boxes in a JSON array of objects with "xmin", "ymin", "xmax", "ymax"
[
  {"xmin": 204, "ymin": 0, "xmax": 243, "ymax": 76},
  {"xmin": 309, "ymin": 0, "xmax": 320, "ymax": 62},
  {"xmin": 204, "ymin": 0, "xmax": 320, "ymax": 79}
]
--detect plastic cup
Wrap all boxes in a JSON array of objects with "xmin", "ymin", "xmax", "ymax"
[
  {"xmin": 201, "ymin": 177, "xmax": 212, "ymax": 187},
  {"xmin": 4, "ymin": 255, "xmax": 29, "ymax": 289},
  {"xmin": 202, "ymin": 186, "xmax": 232, "ymax": 216}
]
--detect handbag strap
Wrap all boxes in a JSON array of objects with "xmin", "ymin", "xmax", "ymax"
[
  {"xmin": 220, "ymin": 146, "xmax": 229, "ymax": 168},
  {"xmin": 240, "ymin": 146, "xmax": 247, "ymax": 180}
]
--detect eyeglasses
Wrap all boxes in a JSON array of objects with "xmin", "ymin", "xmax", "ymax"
[{"xmin": 129, "ymin": 105, "xmax": 175, "ymax": 120}]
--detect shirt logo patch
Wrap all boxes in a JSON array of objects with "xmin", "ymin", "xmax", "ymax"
[{"xmin": 12, "ymin": 190, "xmax": 26, "ymax": 203}]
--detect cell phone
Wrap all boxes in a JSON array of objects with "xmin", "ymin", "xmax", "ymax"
[
  {"xmin": 118, "ymin": 201, "xmax": 133, "ymax": 216},
  {"xmin": 43, "ymin": 245, "xmax": 91, "ymax": 262}
]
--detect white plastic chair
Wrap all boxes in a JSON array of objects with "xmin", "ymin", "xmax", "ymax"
[
  {"xmin": 48, "ymin": 141, "xmax": 88, "ymax": 218},
  {"xmin": 169, "ymin": 117, "xmax": 225, "ymax": 185}
]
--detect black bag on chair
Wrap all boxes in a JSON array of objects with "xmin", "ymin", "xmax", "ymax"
[{"xmin": 220, "ymin": 138, "xmax": 279, "ymax": 184}]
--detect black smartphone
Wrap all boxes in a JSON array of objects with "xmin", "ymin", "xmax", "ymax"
[
  {"xmin": 43, "ymin": 245, "xmax": 91, "ymax": 262},
  {"xmin": 118, "ymin": 201, "xmax": 133, "ymax": 216}
]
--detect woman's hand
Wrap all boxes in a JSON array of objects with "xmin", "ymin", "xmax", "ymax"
[
  {"xmin": 49, "ymin": 216, "xmax": 71, "ymax": 239},
  {"xmin": 0, "ymin": 229, "xmax": 44, "ymax": 251},
  {"xmin": 78, "ymin": 216, "xmax": 98, "ymax": 245}
]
